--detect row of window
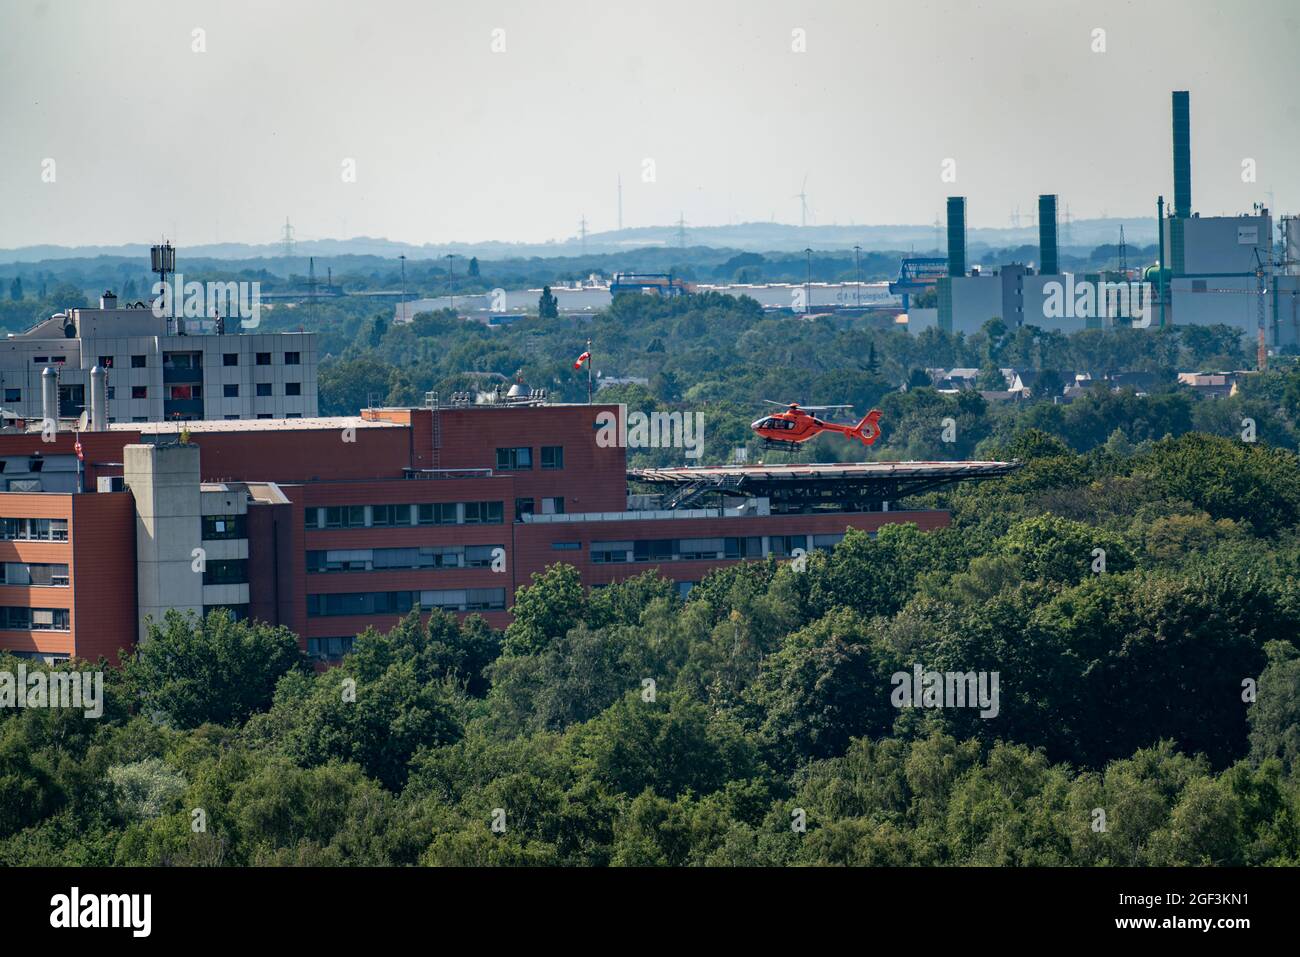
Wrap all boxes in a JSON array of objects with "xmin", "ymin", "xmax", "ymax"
[
  {"xmin": 0, "ymin": 518, "xmax": 69, "ymax": 542},
  {"xmin": 113, "ymin": 382, "xmax": 303, "ymax": 401},
  {"xmin": 96, "ymin": 351, "xmax": 302, "ymax": 369},
  {"xmin": 0, "ymin": 606, "xmax": 70, "ymax": 631},
  {"xmin": 496, "ymin": 446, "xmax": 564, "ymax": 471},
  {"xmin": 1, "ymin": 562, "xmax": 69, "ymax": 587},
  {"xmin": 590, "ymin": 534, "xmax": 845, "ymax": 564},
  {"xmin": 307, "ymin": 545, "xmax": 503, "ymax": 573},
  {"xmin": 306, "ymin": 588, "xmax": 506, "ymax": 616},
  {"xmin": 305, "ymin": 501, "xmax": 505, "ymax": 529},
  {"xmin": 31, "ymin": 351, "xmax": 302, "ymax": 371}
]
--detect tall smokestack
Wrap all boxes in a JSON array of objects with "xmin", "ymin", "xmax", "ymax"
[
  {"xmin": 946, "ymin": 196, "xmax": 967, "ymax": 278},
  {"xmin": 41, "ymin": 366, "xmax": 58, "ymax": 431},
  {"xmin": 90, "ymin": 365, "xmax": 108, "ymax": 431},
  {"xmin": 1172, "ymin": 91, "xmax": 1192, "ymax": 218},
  {"xmin": 1038, "ymin": 194, "xmax": 1059, "ymax": 275}
]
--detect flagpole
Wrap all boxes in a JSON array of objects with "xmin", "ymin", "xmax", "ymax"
[{"xmin": 586, "ymin": 338, "xmax": 592, "ymax": 405}]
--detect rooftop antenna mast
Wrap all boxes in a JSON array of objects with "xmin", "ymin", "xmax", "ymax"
[{"xmin": 150, "ymin": 239, "xmax": 176, "ymax": 331}]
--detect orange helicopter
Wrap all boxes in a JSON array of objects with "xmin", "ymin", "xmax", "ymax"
[{"xmin": 750, "ymin": 402, "xmax": 883, "ymax": 450}]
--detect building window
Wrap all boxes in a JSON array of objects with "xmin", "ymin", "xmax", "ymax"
[
  {"xmin": 3, "ymin": 389, "xmax": 19, "ymax": 403},
  {"xmin": 256, "ymin": 413, "xmax": 272, "ymax": 419},
  {"xmin": 3, "ymin": 563, "xmax": 69, "ymax": 586},
  {"xmin": 463, "ymin": 501, "xmax": 504, "ymax": 525},
  {"xmin": 131, "ymin": 354, "xmax": 147, "ymax": 368},
  {"xmin": 633, "ymin": 539, "xmax": 674, "ymax": 562},
  {"xmin": 203, "ymin": 559, "xmax": 248, "ymax": 586},
  {"xmin": 256, "ymin": 383, "xmax": 272, "ymax": 397},
  {"xmin": 514, "ymin": 498, "xmax": 534, "ymax": 518},
  {"xmin": 592, "ymin": 541, "xmax": 631, "ymax": 564},
  {"xmin": 97, "ymin": 356, "xmax": 114, "ymax": 368},
  {"xmin": 224, "ymin": 384, "xmax": 239, "ymax": 398},
  {"xmin": 495, "ymin": 447, "xmax": 532, "ymax": 470},
  {"xmin": 223, "ymin": 353, "xmax": 239, "ymax": 366},
  {"xmin": 320, "ymin": 505, "xmax": 367, "ymax": 529},
  {"xmin": 285, "ymin": 382, "xmax": 301, "ymax": 396},
  {"xmin": 768, "ymin": 535, "xmax": 808, "ymax": 558},
  {"xmin": 307, "ymin": 636, "xmax": 354, "ymax": 661},
  {"xmin": 724, "ymin": 536, "xmax": 763, "ymax": 560},
  {"xmin": 417, "ymin": 502, "xmax": 458, "ymax": 525},
  {"xmin": 0, "ymin": 518, "xmax": 68, "ymax": 542},
  {"xmin": 131, "ymin": 386, "xmax": 147, "ymax": 399},
  {"xmin": 371, "ymin": 504, "xmax": 412, "ymax": 527},
  {"xmin": 464, "ymin": 545, "xmax": 500, "ymax": 568},
  {"xmin": 541, "ymin": 497, "xmax": 564, "ymax": 515},
  {"xmin": 202, "ymin": 515, "xmax": 246, "ymax": 540},
  {"xmin": 541, "ymin": 446, "xmax": 564, "ymax": 470},
  {"xmin": 285, "ymin": 352, "xmax": 300, "ymax": 365},
  {"xmin": 0, "ymin": 607, "xmax": 71, "ymax": 631},
  {"xmin": 551, "ymin": 541, "xmax": 581, "ymax": 551},
  {"xmin": 255, "ymin": 352, "xmax": 271, "ymax": 365}
]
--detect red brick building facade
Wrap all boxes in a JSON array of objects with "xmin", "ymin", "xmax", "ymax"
[{"xmin": 0, "ymin": 403, "xmax": 961, "ymax": 664}]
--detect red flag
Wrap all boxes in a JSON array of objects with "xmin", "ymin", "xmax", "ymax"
[
  {"xmin": 74, "ymin": 437, "xmax": 83, "ymax": 461},
  {"xmin": 574, "ymin": 351, "xmax": 591, "ymax": 370}
]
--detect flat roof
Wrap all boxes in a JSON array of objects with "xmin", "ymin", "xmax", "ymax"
[
  {"xmin": 109, "ymin": 416, "xmax": 405, "ymax": 434},
  {"xmin": 630, "ymin": 461, "xmax": 1021, "ymax": 485}
]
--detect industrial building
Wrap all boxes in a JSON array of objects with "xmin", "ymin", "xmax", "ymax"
[
  {"xmin": 0, "ymin": 396, "xmax": 1015, "ymax": 665},
  {"xmin": 932, "ymin": 91, "xmax": 1300, "ymax": 349}
]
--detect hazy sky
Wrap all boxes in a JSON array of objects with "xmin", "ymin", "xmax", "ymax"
[{"xmin": 2, "ymin": 0, "xmax": 1297, "ymax": 248}]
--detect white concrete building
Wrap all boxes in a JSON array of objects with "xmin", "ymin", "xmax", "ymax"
[{"xmin": 1, "ymin": 293, "xmax": 317, "ymax": 425}]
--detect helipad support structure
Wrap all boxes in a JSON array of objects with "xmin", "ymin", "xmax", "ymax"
[{"xmin": 629, "ymin": 460, "xmax": 1022, "ymax": 512}]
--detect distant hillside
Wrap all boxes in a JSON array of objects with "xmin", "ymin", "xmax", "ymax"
[{"xmin": 0, "ymin": 218, "xmax": 1157, "ymax": 265}]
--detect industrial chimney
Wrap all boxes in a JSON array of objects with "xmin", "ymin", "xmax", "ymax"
[
  {"xmin": 1038, "ymin": 195, "xmax": 1059, "ymax": 275},
  {"xmin": 946, "ymin": 197, "xmax": 967, "ymax": 278},
  {"xmin": 41, "ymin": 366, "xmax": 58, "ymax": 431},
  {"xmin": 90, "ymin": 364, "xmax": 108, "ymax": 431},
  {"xmin": 1172, "ymin": 91, "xmax": 1192, "ymax": 218}
]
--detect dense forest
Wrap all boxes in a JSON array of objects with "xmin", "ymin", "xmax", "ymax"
[{"xmin": 3, "ymin": 428, "xmax": 1300, "ymax": 866}]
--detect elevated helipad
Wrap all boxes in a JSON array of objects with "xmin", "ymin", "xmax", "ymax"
[{"xmin": 628, "ymin": 460, "xmax": 1021, "ymax": 511}]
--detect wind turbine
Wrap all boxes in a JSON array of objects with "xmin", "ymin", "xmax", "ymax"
[{"xmin": 794, "ymin": 174, "xmax": 809, "ymax": 228}]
